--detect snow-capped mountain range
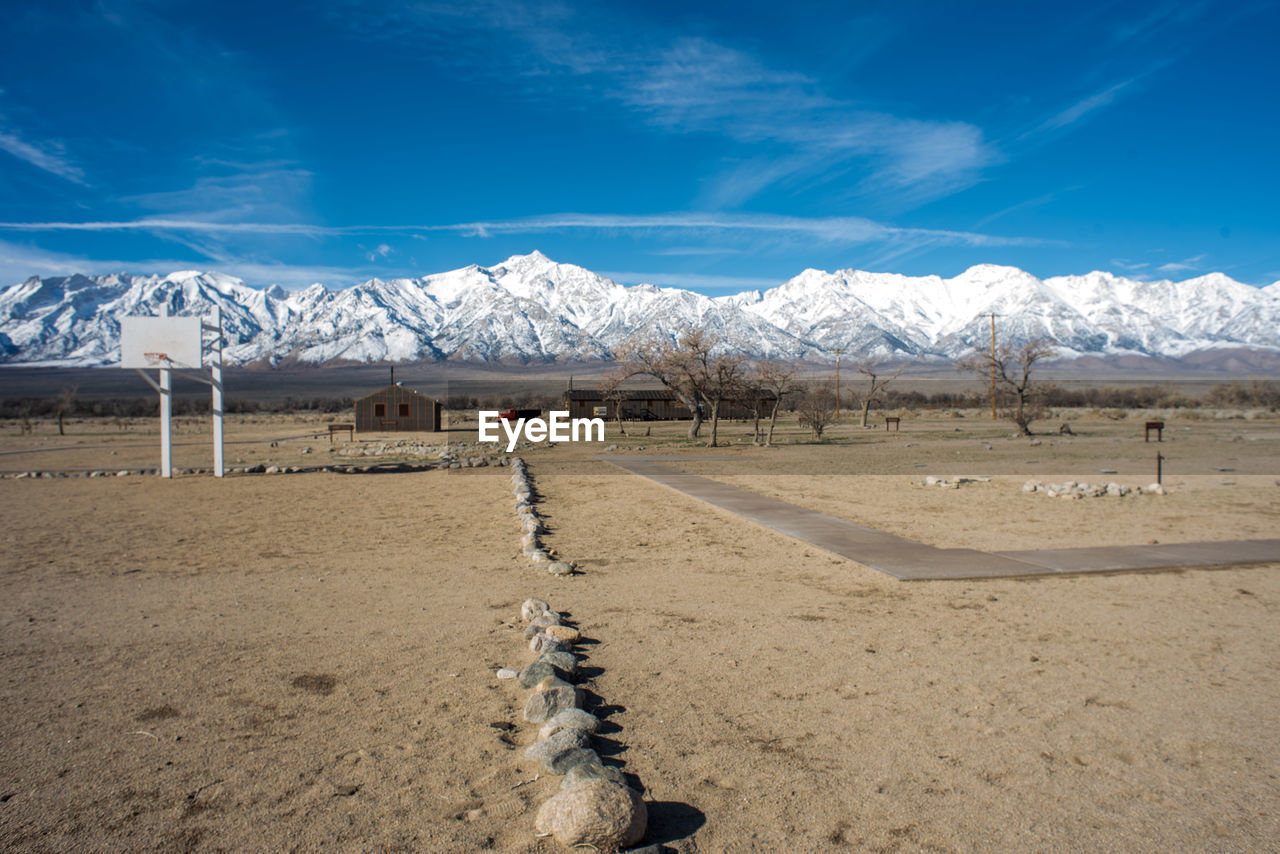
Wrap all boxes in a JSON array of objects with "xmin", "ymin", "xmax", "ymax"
[{"xmin": 1, "ymin": 251, "xmax": 1277, "ymax": 367}]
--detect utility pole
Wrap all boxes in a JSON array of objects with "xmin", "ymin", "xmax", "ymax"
[
  {"xmin": 989, "ymin": 312, "xmax": 998, "ymax": 420},
  {"xmin": 834, "ymin": 346, "xmax": 843, "ymax": 418}
]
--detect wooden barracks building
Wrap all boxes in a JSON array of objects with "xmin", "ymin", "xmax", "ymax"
[
  {"xmin": 354, "ymin": 384, "xmax": 442, "ymax": 432},
  {"xmin": 563, "ymin": 388, "xmax": 774, "ymax": 421}
]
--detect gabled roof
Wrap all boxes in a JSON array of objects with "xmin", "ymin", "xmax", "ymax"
[
  {"xmin": 355, "ymin": 384, "xmax": 438, "ymax": 403},
  {"xmin": 566, "ymin": 388, "xmax": 678, "ymax": 401}
]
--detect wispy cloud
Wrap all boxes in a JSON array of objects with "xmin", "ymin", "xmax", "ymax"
[
  {"xmin": 0, "ymin": 238, "xmax": 375, "ymax": 291},
  {"xmin": 452, "ymin": 212, "xmax": 1053, "ymax": 248},
  {"xmin": 652, "ymin": 247, "xmax": 742, "ymax": 257},
  {"xmin": 0, "ymin": 125, "xmax": 86, "ymax": 185},
  {"xmin": 0, "ymin": 211, "xmax": 1054, "ymax": 250},
  {"xmin": 1110, "ymin": 258, "xmax": 1151, "ymax": 272},
  {"xmin": 972, "ymin": 189, "xmax": 1077, "ymax": 230},
  {"xmin": 1156, "ymin": 253, "xmax": 1207, "ymax": 274},
  {"xmin": 365, "ymin": 242, "xmax": 394, "ymax": 261},
  {"xmin": 333, "ymin": 4, "xmax": 993, "ymax": 208},
  {"xmin": 123, "ymin": 169, "xmax": 313, "ymax": 223},
  {"xmin": 1034, "ymin": 79, "xmax": 1136, "ymax": 134},
  {"xmin": 0, "ymin": 219, "xmax": 332, "ymax": 235},
  {"xmin": 1111, "ymin": 2, "xmax": 1211, "ymax": 46},
  {"xmin": 624, "ymin": 38, "xmax": 992, "ymax": 205}
]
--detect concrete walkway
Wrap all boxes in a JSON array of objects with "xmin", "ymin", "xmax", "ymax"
[{"xmin": 604, "ymin": 456, "xmax": 1280, "ymax": 581}]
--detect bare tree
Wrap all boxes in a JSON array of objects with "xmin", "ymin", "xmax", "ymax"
[
  {"xmin": 619, "ymin": 329, "xmax": 746, "ymax": 446},
  {"xmin": 958, "ymin": 339, "xmax": 1057, "ymax": 435},
  {"xmin": 617, "ymin": 335, "xmax": 703, "ymax": 439},
  {"xmin": 703, "ymin": 346, "xmax": 747, "ymax": 447},
  {"xmin": 55, "ymin": 385, "xmax": 78, "ymax": 436},
  {"xmin": 753, "ymin": 361, "xmax": 802, "ymax": 446},
  {"xmin": 737, "ymin": 372, "xmax": 765, "ymax": 444},
  {"xmin": 853, "ymin": 362, "xmax": 906, "ymax": 427},
  {"xmin": 598, "ymin": 369, "xmax": 629, "ymax": 436},
  {"xmin": 796, "ymin": 383, "xmax": 837, "ymax": 440}
]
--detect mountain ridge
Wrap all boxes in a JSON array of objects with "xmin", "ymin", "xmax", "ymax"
[{"xmin": 1, "ymin": 252, "xmax": 1277, "ymax": 367}]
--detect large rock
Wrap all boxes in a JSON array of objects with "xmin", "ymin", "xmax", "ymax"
[
  {"xmin": 530, "ymin": 633, "xmax": 571, "ymax": 653},
  {"xmin": 521, "ymin": 598, "xmax": 550, "ymax": 621},
  {"xmin": 561, "ymin": 761, "xmax": 628, "ymax": 791},
  {"xmin": 544, "ymin": 624, "xmax": 580, "ymax": 642},
  {"xmin": 523, "ymin": 685, "xmax": 580, "ymax": 722},
  {"xmin": 537, "ymin": 650, "xmax": 577, "ymax": 674},
  {"xmin": 534, "ymin": 780, "xmax": 647, "ymax": 852},
  {"xmin": 524, "ymin": 726, "xmax": 590, "ymax": 764},
  {"xmin": 518, "ymin": 659, "xmax": 570, "ymax": 689},
  {"xmin": 524, "ymin": 612, "xmax": 563, "ymax": 638},
  {"xmin": 539, "ymin": 708, "xmax": 601, "ymax": 739},
  {"xmin": 545, "ymin": 746, "xmax": 600, "ymax": 775},
  {"xmin": 534, "ymin": 675, "xmax": 574, "ymax": 691}
]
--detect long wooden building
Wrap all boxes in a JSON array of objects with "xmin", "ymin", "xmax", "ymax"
[
  {"xmin": 564, "ymin": 388, "xmax": 773, "ymax": 421},
  {"xmin": 354, "ymin": 384, "xmax": 441, "ymax": 432}
]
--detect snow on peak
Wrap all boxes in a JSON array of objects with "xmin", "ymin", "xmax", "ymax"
[
  {"xmin": 1, "ymin": 258, "xmax": 1277, "ymax": 366},
  {"xmin": 164, "ymin": 270, "xmax": 209, "ymax": 282}
]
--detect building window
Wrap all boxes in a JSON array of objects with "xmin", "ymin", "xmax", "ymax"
[
  {"xmin": 374, "ymin": 403, "xmax": 386, "ymax": 417},
  {"xmin": 398, "ymin": 403, "xmax": 410, "ymax": 417}
]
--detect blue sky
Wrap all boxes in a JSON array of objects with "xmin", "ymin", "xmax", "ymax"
[{"xmin": 0, "ymin": 0, "xmax": 1276, "ymax": 293}]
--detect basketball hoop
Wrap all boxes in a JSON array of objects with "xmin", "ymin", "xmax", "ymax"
[{"xmin": 120, "ymin": 312, "xmax": 224, "ymax": 478}]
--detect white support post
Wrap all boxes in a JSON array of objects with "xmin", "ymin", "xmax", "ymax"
[
  {"xmin": 160, "ymin": 366, "xmax": 172, "ymax": 477},
  {"xmin": 159, "ymin": 303, "xmax": 172, "ymax": 478},
  {"xmin": 210, "ymin": 307, "xmax": 224, "ymax": 477}
]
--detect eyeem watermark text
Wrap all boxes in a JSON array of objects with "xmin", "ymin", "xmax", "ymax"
[{"xmin": 478, "ymin": 411, "xmax": 605, "ymax": 452}]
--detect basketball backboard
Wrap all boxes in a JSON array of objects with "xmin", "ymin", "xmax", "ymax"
[{"xmin": 120, "ymin": 316, "xmax": 203, "ymax": 369}]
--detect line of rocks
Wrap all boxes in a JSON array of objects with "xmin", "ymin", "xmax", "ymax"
[
  {"xmin": 497, "ymin": 597, "xmax": 648, "ymax": 853},
  {"xmin": 1021, "ymin": 479, "xmax": 1167, "ymax": 498},
  {"xmin": 510, "ymin": 457, "xmax": 574, "ymax": 577},
  {"xmin": 920, "ymin": 475, "xmax": 993, "ymax": 488},
  {"xmin": 2, "ymin": 459, "xmax": 515, "ymax": 479},
  {"xmin": 7, "ymin": 469, "xmax": 157, "ymax": 478}
]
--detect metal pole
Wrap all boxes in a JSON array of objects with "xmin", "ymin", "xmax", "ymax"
[
  {"xmin": 989, "ymin": 312, "xmax": 998, "ymax": 420},
  {"xmin": 1157, "ymin": 452, "xmax": 1163, "ymax": 485},
  {"xmin": 211, "ymin": 307, "xmax": 224, "ymax": 477}
]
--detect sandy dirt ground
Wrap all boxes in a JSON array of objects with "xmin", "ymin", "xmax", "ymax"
[{"xmin": 2, "ymin": 416, "xmax": 1279, "ymax": 851}]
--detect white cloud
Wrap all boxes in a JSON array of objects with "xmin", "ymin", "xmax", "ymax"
[
  {"xmin": 0, "ymin": 238, "xmax": 370, "ymax": 291},
  {"xmin": 1156, "ymin": 253, "xmax": 1207, "ymax": 275},
  {"xmin": 0, "ymin": 126, "xmax": 86, "ymax": 185},
  {"xmin": 622, "ymin": 37, "xmax": 992, "ymax": 205},
  {"xmin": 335, "ymin": 5, "xmax": 993, "ymax": 207},
  {"xmin": 1035, "ymin": 79, "xmax": 1135, "ymax": 134},
  {"xmin": 652, "ymin": 247, "xmax": 742, "ymax": 256},
  {"xmin": 123, "ymin": 169, "xmax": 314, "ymax": 223},
  {"xmin": 0, "ymin": 210, "xmax": 1056, "ymax": 251},
  {"xmin": 0, "ymin": 219, "xmax": 332, "ymax": 235}
]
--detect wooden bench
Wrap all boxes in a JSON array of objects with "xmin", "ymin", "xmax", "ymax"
[
  {"xmin": 328, "ymin": 423, "xmax": 354, "ymax": 443},
  {"xmin": 885, "ymin": 416, "xmax": 901, "ymax": 432},
  {"xmin": 1144, "ymin": 421, "xmax": 1164, "ymax": 442}
]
